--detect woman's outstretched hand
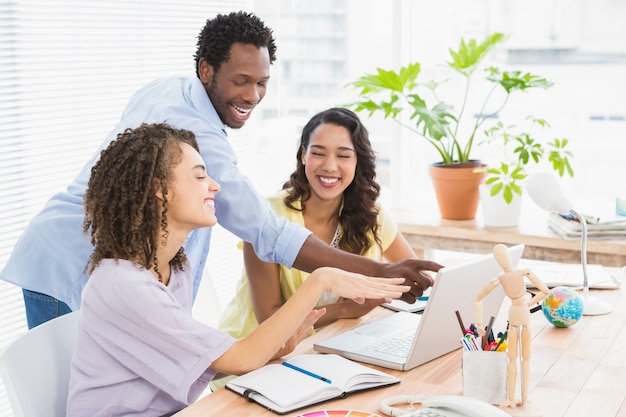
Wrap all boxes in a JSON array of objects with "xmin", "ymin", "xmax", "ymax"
[{"xmin": 315, "ymin": 267, "xmax": 411, "ymax": 304}]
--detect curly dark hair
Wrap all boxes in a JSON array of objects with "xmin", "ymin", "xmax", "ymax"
[
  {"xmin": 83, "ymin": 123, "xmax": 199, "ymax": 282},
  {"xmin": 283, "ymin": 108, "xmax": 382, "ymax": 255},
  {"xmin": 194, "ymin": 10, "xmax": 277, "ymax": 77}
]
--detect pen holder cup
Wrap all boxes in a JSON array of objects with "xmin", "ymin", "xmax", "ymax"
[{"xmin": 462, "ymin": 350, "xmax": 507, "ymax": 405}]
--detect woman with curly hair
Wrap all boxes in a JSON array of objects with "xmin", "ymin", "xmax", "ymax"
[
  {"xmin": 219, "ymin": 108, "xmax": 421, "ymax": 339},
  {"xmin": 67, "ymin": 123, "xmax": 409, "ymax": 417}
]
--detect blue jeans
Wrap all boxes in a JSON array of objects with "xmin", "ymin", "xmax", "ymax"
[{"xmin": 22, "ymin": 289, "xmax": 72, "ymax": 329}]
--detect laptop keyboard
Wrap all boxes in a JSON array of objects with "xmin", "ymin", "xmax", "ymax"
[{"xmin": 368, "ymin": 329, "xmax": 416, "ymax": 358}]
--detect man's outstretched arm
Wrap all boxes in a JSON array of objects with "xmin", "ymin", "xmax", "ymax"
[{"xmin": 293, "ymin": 235, "xmax": 443, "ymax": 303}]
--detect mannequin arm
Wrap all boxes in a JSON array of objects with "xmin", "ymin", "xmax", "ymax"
[
  {"xmin": 475, "ymin": 279, "xmax": 499, "ymax": 333},
  {"xmin": 524, "ymin": 269, "xmax": 551, "ymax": 306}
]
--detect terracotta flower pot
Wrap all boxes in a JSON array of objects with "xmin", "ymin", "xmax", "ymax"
[{"xmin": 429, "ymin": 161, "xmax": 487, "ymax": 220}]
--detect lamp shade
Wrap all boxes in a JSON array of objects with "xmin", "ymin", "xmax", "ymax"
[{"xmin": 526, "ymin": 172, "xmax": 573, "ymax": 214}]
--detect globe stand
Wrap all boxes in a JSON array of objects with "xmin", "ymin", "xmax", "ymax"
[{"xmin": 582, "ymin": 294, "xmax": 613, "ymax": 315}]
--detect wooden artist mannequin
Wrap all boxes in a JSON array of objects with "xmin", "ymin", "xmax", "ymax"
[{"xmin": 475, "ymin": 244, "xmax": 551, "ymax": 415}]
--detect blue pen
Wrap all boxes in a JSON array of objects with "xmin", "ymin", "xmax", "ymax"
[
  {"xmin": 282, "ymin": 361, "xmax": 332, "ymax": 384},
  {"xmin": 460, "ymin": 337, "xmax": 473, "ymax": 351}
]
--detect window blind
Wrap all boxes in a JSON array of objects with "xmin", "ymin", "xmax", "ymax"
[{"xmin": 0, "ymin": 1, "xmax": 248, "ymax": 415}]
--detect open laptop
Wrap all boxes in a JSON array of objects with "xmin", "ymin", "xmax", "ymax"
[{"xmin": 314, "ymin": 244, "xmax": 525, "ymax": 371}]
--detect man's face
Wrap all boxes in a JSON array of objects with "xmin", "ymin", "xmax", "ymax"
[{"xmin": 200, "ymin": 43, "xmax": 271, "ymax": 129}]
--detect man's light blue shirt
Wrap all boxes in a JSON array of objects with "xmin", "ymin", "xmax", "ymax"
[{"xmin": 1, "ymin": 76, "xmax": 311, "ymax": 310}]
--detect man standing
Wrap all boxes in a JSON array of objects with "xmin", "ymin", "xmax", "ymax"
[{"xmin": 1, "ymin": 11, "xmax": 440, "ymax": 329}]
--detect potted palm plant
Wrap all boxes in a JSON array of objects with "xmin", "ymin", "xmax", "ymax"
[{"xmin": 345, "ymin": 32, "xmax": 565, "ymax": 220}]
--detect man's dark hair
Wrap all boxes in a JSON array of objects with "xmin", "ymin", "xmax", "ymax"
[{"xmin": 194, "ymin": 11, "xmax": 277, "ymax": 77}]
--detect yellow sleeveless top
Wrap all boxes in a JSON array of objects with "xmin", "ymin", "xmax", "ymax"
[{"xmin": 217, "ymin": 191, "xmax": 398, "ymax": 339}]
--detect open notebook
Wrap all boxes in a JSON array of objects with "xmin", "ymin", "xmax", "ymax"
[
  {"xmin": 225, "ymin": 353, "xmax": 399, "ymax": 414},
  {"xmin": 314, "ymin": 244, "xmax": 525, "ymax": 371}
]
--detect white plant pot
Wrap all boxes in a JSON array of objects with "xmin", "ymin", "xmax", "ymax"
[{"xmin": 479, "ymin": 184, "xmax": 523, "ymax": 228}]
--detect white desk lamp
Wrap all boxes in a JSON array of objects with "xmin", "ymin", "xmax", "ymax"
[{"xmin": 526, "ymin": 172, "xmax": 612, "ymax": 316}]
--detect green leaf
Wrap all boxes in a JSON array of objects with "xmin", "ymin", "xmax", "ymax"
[
  {"xmin": 510, "ymin": 182, "xmax": 523, "ymax": 195},
  {"xmin": 486, "ymin": 68, "xmax": 554, "ymax": 94},
  {"xmin": 350, "ymin": 97, "xmax": 401, "ymax": 119},
  {"xmin": 527, "ymin": 116, "xmax": 550, "ymax": 128},
  {"xmin": 490, "ymin": 182, "xmax": 503, "ymax": 196},
  {"xmin": 398, "ymin": 62, "xmax": 421, "ymax": 89},
  {"xmin": 503, "ymin": 186, "xmax": 513, "ymax": 204},
  {"xmin": 348, "ymin": 62, "xmax": 421, "ymax": 94},
  {"xmin": 513, "ymin": 134, "xmax": 543, "ymax": 165},
  {"xmin": 510, "ymin": 166, "xmax": 527, "ymax": 180},
  {"xmin": 547, "ymin": 138, "xmax": 574, "ymax": 177},
  {"xmin": 409, "ymin": 97, "xmax": 456, "ymax": 141},
  {"xmin": 447, "ymin": 33, "xmax": 508, "ymax": 77}
]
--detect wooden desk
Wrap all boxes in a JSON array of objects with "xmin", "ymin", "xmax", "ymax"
[
  {"xmin": 394, "ymin": 205, "xmax": 626, "ymax": 267},
  {"xmin": 175, "ymin": 271, "xmax": 626, "ymax": 417}
]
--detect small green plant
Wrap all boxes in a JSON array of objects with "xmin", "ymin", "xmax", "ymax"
[
  {"xmin": 345, "ymin": 32, "xmax": 574, "ymax": 203},
  {"xmin": 480, "ymin": 117, "xmax": 574, "ymax": 203}
]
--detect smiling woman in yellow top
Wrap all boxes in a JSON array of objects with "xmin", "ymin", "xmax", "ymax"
[{"xmin": 219, "ymin": 108, "xmax": 423, "ymax": 339}]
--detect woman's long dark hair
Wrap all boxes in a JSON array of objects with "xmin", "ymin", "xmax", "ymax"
[
  {"xmin": 83, "ymin": 123, "xmax": 199, "ymax": 281},
  {"xmin": 283, "ymin": 108, "xmax": 381, "ymax": 255}
]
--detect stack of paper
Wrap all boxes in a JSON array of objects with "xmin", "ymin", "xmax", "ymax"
[{"xmin": 547, "ymin": 212, "xmax": 626, "ymax": 240}]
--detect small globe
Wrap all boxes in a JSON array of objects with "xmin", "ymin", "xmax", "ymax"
[{"xmin": 541, "ymin": 286, "xmax": 583, "ymax": 328}]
